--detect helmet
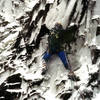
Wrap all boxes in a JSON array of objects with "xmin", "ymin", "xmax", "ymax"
[
  {"xmin": 54, "ymin": 22, "xmax": 63, "ymax": 30},
  {"xmin": 50, "ymin": 22, "xmax": 63, "ymax": 34}
]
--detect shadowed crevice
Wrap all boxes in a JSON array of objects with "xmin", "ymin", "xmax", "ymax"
[
  {"xmin": 68, "ymin": 0, "xmax": 78, "ymax": 25},
  {"xmin": 42, "ymin": 3, "xmax": 51, "ymax": 22},
  {"xmin": 34, "ymin": 24, "xmax": 50, "ymax": 49},
  {"xmin": 78, "ymin": 0, "xmax": 89, "ymax": 24}
]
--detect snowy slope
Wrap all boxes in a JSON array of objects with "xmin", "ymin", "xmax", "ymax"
[{"xmin": 0, "ymin": 0, "xmax": 100, "ymax": 100}]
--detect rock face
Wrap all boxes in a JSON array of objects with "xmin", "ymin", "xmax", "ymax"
[{"xmin": 0, "ymin": 0, "xmax": 100, "ymax": 100}]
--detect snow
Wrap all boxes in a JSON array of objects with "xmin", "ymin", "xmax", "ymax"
[
  {"xmin": 93, "ymin": 92, "xmax": 100, "ymax": 100},
  {"xmin": 6, "ymin": 22, "xmax": 19, "ymax": 28},
  {"xmin": 0, "ymin": 27, "xmax": 5, "ymax": 32},
  {"xmin": 0, "ymin": 70, "xmax": 11, "ymax": 85},
  {"xmin": 45, "ymin": 0, "xmax": 67, "ymax": 28},
  {"xmin": 2, "ymin": 32, "xmax": 18, "ymax": 43},
  {"xmin": 47, "ymin": 0, "xmax": 54, "ymax": 3},
  {"xmin": 92, "ymin": 15, "xmax": 100, "ymax": 20},
  {"xmin": 23, "ymin": 71, "xmax": 43, "ymax": 81},
  {"xmin": 6, "ymin": 89, "xmax": 24, "ymax": 93},
  {"xmin": 43, "ymin": 91, "xmax": 60, "ymax": 100},
  {"xmin": 6, "ymin": 82, "xmax": 21, "ymax": 86},
  {"xmin": 62, "ymin": 0, "xmax": 77, "ymax": 28},
  {"xmin": 25, "ymin": 0, "xmax": 39, "ymax": 10},
  {"xmin": 0, "ymin": 0, "xmax": 100, "ymax": 100},
  {"xmin": 94, "ymin": 0, "xmax": 100, "ymax": 15}
]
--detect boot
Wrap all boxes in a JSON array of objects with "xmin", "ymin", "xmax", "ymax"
[{"xmin": 68, "ymin": 70, "xmax": 80, "ymax": 81}]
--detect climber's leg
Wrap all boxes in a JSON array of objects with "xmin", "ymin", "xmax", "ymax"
[
  {"xmin": 42, "ymin": 51, "xmax": 52, "ymax": 74},
  {"xmin": 43, "ymin": 51, "xmax": 52, "ymax": 61},
  {"xmin": 57, "ymin": 51, "xmax": 71, "ymax": 70}
]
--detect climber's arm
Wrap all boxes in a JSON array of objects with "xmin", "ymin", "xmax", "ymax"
[
  {"xmin": 60, "ymin": 24, "xmax": 78, "ymax": 43},
  {"xmin": 35, "ymin": 24, "xmax": 50, "ymax": 48}
]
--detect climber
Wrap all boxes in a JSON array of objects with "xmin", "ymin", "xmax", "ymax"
[{"xmin": 42, "ymin": 22, "xmax": 78, "ymax": 75}]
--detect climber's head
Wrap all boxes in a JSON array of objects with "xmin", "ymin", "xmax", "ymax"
[
  {"xmin": 54, "ymin": 22, "xmax": 63, "ymax": 30},
  {"xmin": 51, "ymin": 22, "xmax": 63, "ymax": 35}
]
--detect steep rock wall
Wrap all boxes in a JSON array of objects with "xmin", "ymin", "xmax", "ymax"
[{"xmin": 0, "ymin": 0, "xmax": 100, "ymax": 100}]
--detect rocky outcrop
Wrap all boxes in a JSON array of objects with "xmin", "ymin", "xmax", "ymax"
[{"xmin": 0, "ymin": 0, "xmax": 100, "ymax": 100}]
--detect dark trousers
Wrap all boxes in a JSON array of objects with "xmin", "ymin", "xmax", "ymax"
[{"xmin": 43, "ymin": 51, "xmax": 71, "ymax": 70}]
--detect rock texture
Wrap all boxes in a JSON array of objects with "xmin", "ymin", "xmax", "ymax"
[{"xmin": 0, "ymin": 0, "xmax": 100, "ymax": 100}]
